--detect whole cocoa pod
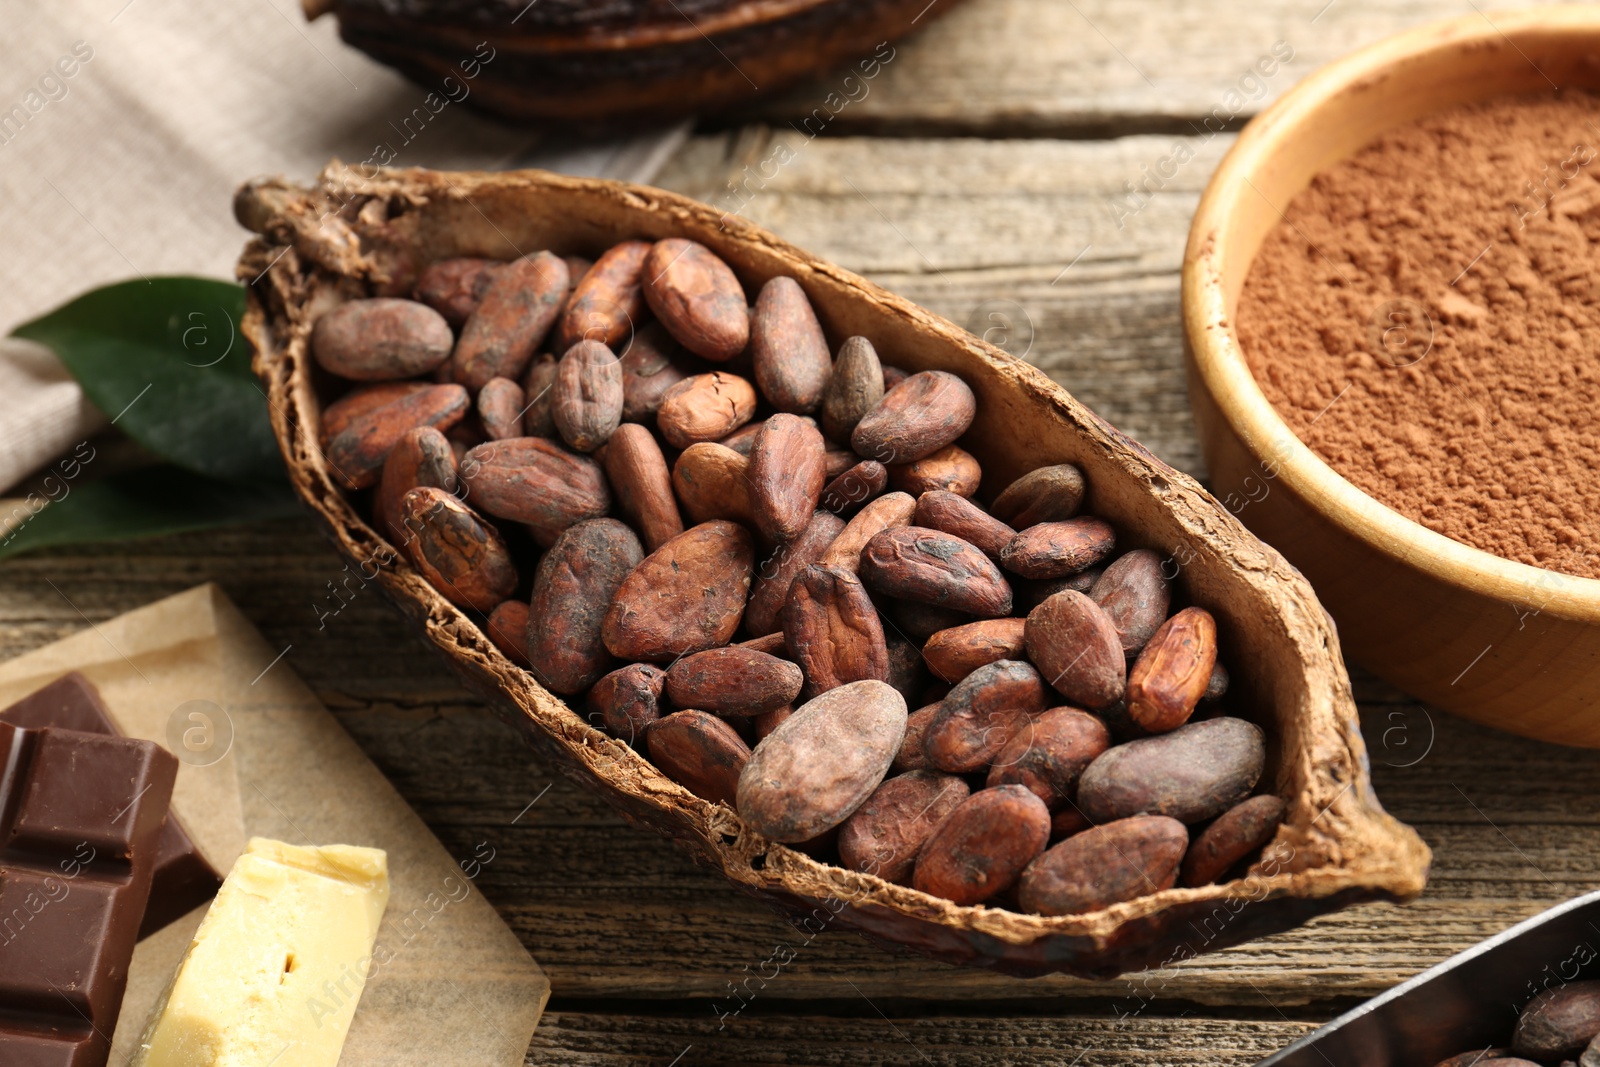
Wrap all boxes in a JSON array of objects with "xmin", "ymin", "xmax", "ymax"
[
  {"xmin": 312, "ymin": 298, "xmax": 453, "ymax": 381},
  {"xmin": 452, "ymin": 251, "xmax": 570, "ymax": 388},
  {"xmin": 526, "ymin": 518, "xmax": 644, "ymax": 695},
  {"xmin": 641, "ymin": 238, "xmax": 749, "ymax": 361},
  {"xmin": 911, "ymin": 785, "xmax": 1050, "ymax": 905},
  {"xmin": 852, "ymin": 370, "xmax": 977, "ymax": 464},
  {"xmin": 1018, "ymin": 815, "xmax": 1186, "ymax": 916},
  {"xmin": 603, "ymin": 521, "xmax": 755, "ymax": 660},
  {"xmin": 838, "ymin": 771, "xmax": 969, "ymax": 883},
  {"xmin": 751, "ymin": 276, "xmax": 831, "ymax": 414},
  {"xmin": 859, "ymin": 527, "xmax": 1013, "ymax": 617}
]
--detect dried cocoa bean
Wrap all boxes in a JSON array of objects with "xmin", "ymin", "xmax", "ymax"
[
  {"xmin": 851, "ymin": 370, "xmax": 977, "ymax": 464},
  {"xmin": 485, "ymin": 600, "xmax": 531, "ymax": 667},
  {"xmin": 838, "ymin": 771, "xmax": 970, "ymax": 883},
  {"xmin": 1090, "ymin": 549, "xmax": 1171, "ymax": 656},
  {"xmin": 1181, "ymin": 794, "xmax": 1285, "ymax": 887},
  {"xmin": 1013, "ymin": 570, "xmax": 1103, "ymax": 614},
  {"xmin": 376, "ymin": 425, "xmax": 457, "ymax": 545},
  {"xmin": 1077, "ymin": 716, "xmax": 1265, "ymax": 824},
  {"xmin": 923, "ymin": 618, "xmax": 1027, "ymax": 683},
  {"xmin": 477, "ymin": 376, "xmax": 525, "ymax": 441},
  {"xmin": 1000, "ymin": 517, "xmax": 1117, "ymax": 579},
  {"xmin": 452, "ymin": 251, "xmax": 569, "ymax": 388},
  {"xmin": 992, "ymin": 464, "xmax": 1086, "ymax": 527},
  {"xmin": 1515, "ymin": 981, "xmax": 1600, "ymax": 1061},
  {"xmin": 736, "ymin": 680, "xmax": 908, "ymax": 842},
  {"xmin": 526, "ymin": 518, "xmax": 644, "ymax": 694},
  {"xmin": 414, "ymin": 257, "xmax": 502, "ymax": 327},
  {"xmin": 752, "ymin": 705, "xmax": 793, "ymax": 741},
  {"xmin": 665, "ymin": 647, "xmax": 804, "ymax": 717},
  {"xmin": 603, "ymin": 422, "xmax": 684, "ymax": 552},
  {"xmin": 1018, "ymin": 814, "xmax": 1186, "ymax": 916},
  {"xmin": 820, "ymin": 336, "xmax": 884, "ymax": 443},
  {"xmin": 312, "ymin": 298, "xmax": 453, "ymax": 380},
  {"xmin": 521, "ymin": 353, "xmax": 559, "ymax": 437},
  {"xmin": 323, "ymin": 382, "xmax": 469, "ymax": 490},
  {"xmin": 749, "ymin": 413, "xmax": 827, "ymax": 543},
  {"xmin": 641, "ymin": 238, "xmax": 749, "ymax": 361},
  {"xmin": 883, "ymin": 599, "xmax": 969, "ymax": 644},
  {"xmin": 1025, "ymin": 590, "xmax": 1126, "ymax": 708},
  {"xmin": 589, "ymin": 662, "xmax": 666, "ymax": 744},
  {"xmin": 819, "ymin": 492, "xmax": 916, "ymax": 574},
  {"xmin": 746, "ymin": 509, "xmax": 845, "ymax": 637},
  {"xmin": 888, "ymin": 444, "xmax": 982, "ymax": 498},
  {"xmin": 671, "ymin": 442, "xmax": 754, "ymax": 526},
  {"xmin": 914, "ymin": 490, "xmax": 1016, "ymax": 558},
  {"xmin": 646, "ymin": 710, "xmax": 751, "ymax": 807},
  {"xmin": 820, "ymin": 460, "xmax": 888, "ymax": 516},
  {"xmin": 824, "ymin": 446, "xmax": 858, "ymax": 478},
  {"xmin": 460, "ymin": 437, "xmax": 610, "ymax": 546},
  {"xmin": 925, "ymin": 660, "xmax": 1047, "ymax": 773},
  {"xmin": 883, "ymin": 625, "xmax": 927, "ymax": 706},
  {"xmin": 1126, "ymin": 607, "xmax": 1218, "ymax": 734},
  {"xmin": 552, "ymin": 340, "xmax": 624, "ymax": 453},
  {"xmin": 603, "ymin": 521, "xmax": 755, "ymax": 660},
  {"xmin": 780, "ymin": 564, "xmax": 889, "ymax": 694},
  {"xmin": 619, "ymin": 322, "xmax": 695, "ymax": 423},
  {"xmin": 554, "ymin": 239, "xmax": 651, "ymax": 352},
  {"xmin": 1433, "ymin": 1054, "xmax": 1528, "ymax": 1067},
  {"xmin": 1050, "ymin": 807, "xmax": 1091, "ymax": 841},
  {"xmin": 859, "ymin": 526, "xmax": 1013, "ymax": 617},
  {"xmin": 397, "ymin": 487, "xmax": 517, "ymax": 611},
  {"xmin": 657, "ymin": 371, "xmax": 758, "ymax": 448},
  {"xmin": 893, "ymin": 704, "xmax": 939, "ymax": 772},
  {"xmin": 1204, "ymin": 662, "xmax": 1230, "ymax": 702},
  {"xmin": 751, "ymin": 276, "xmax": 831, "ymax": 414},
  {"xmin": 911, "ymin": 785, "xmax": 1050, "ymax": 905},
  {"xmin": 987, "ymin": 707, "xmax": 1112, "ymax": 809},
  {"xmin": 881, "ymin": 364, "xmax": 910, "ymax": 390}
]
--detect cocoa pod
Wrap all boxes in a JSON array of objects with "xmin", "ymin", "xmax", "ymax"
[
  {"xmin": 671, "ymin": 442, "xmax": 754, "ymax": 526},
  {"xmin": 646, "ymin": 710, "xmax": 751, "ymax": 807},
  {"xmin": 820, "ymin": 336, "xmax": 884, "ymax": 444},
  {"xmin": 749, "ymin": 413, "xmax": 827, "ymax": 543},
  {"xmin": 914, "ymin": 490, "xmax": 1016, "ymax": 558},
  {"xmin": 746, "ymin": 510, "xmax": 845, "ymax": 637},
  {"xmin": 925, "ymin": 660, "xmax": 1047, "ymax": 773},
  {"xmin": 820, "ymin": 460, "xmax": 888, "ymax": 516},
  {"xmin": 323, "ymin": 382, "xmax": 469, "ymax": 490},
  {"xmin": 751, "ymin": 276, "xmax": 831, "ymax": 414},
  {"xmin": 737, "ymin": 680, "xmax": 908, "ymax": 842},
  {"xmin": 752, "ymin": 705, "xmax": 793, "ymax": 741},
  {"xmin": 641, "ymin": 238, "xmax": 749, "ymax": 360},
  {"xmin": 1018, "ymin": 815, "xmax": 1186, "ymax": 916},
  {"xmin": 311, "ymin": 298, "xmax": 453, "ymax": 380},
  {"xmin": 1126, "ymin": 607, "xmax": 1218, "ymax": 734},
  {"xmin": 526, "ymin": 518, "xmax": 644, "ymax": 694},
  {"xmin": 588, "ymin": 662, "xmax": 666, "ymax": 744},
  {"xmin": 452, "ymin": 251, "xmax": 570, "ymax": 388},
  {"xmin": 397, "ymin": 487, "xmax": 517, "ymax": 611},
  {"xmin": 620, "ymin": 321, "xmax": 695, "ymax": 423},
  {"xmin": 1515, "ymin": 981, "xmax": 1600, "ymax": 1061},
  {"xmin": 851, "ymin": 370, "xmax": 977, "ymax": 465},
  {"xmin": 888, "ymin": 444, "xmax": 982, "ymax": 498},
  {"xmin": 1000, "ymin": 517, "xmax": 1117, "ymax": 580},
  {"xmin": 780, "ymin": 564, "xmax": 889, "ymax": 694},
  {"xmin": 923, "ymin": 618, "xmax": 1027, "ymax": 683},
  {"xmin": 1181, "ymin": 794, "xmax": 1285, "ymax": 887},
  {"xmin": 521, "ymin": 353, "xmax": 559, "ymax": 437},
  {"xmin": 911, "ymin": 785, "xmax": 1050, "ymax": 905},
  {"xmin": 656, "ymin": 371, "xmax": 758, "ymax": 448},
  {"xmin": 838, "ymin": 771, "xmax": 969, "ymax": 884},
  {"xmin": 883, "ymin": 599, "xmax": 968, "ymax": 644},
  {"xmin": 893, "ymin": 704, "xmax": 939, "ymax": 772},
  {"xmin": 460, "ymin": 437, "xmax": 610, "ymax": 546},
  {"xmin": 819, "ymin": 492, "xmax": 916, "ymax": 574},
  {"xmin": 859, "ymin": 526, "xmax": 1013, "ymax": 617},
  {"xmin": 376, "ymin": 425, "xmax": 457, "ymax": 545},
  {"xmin": 1025, "ymin": 590, "xmax": 1126, "ymax": 708},
  {"xmin": 1077, "ymin": 716, "xmax": 1265, "ymax": 824},
  {"xmin": 603, "ymin": 521, "xmax": 755, "ymax": 660},
  {"xmin": 603, "ymin": 423, "xmax": 684, "ymax": 552},
  {"xmin": 1090, "ymin": 549, "xmax": 1172, "ymax": 656},
  {"xmin": 992, "ymin": 463, "xmax": 1086, "ymax": 527},
  {"xmin": 665, "ymin": 647, "xmax": 804, "ymax": 717},
  {"xmin": 477, "ymin": 376, "xmax": 526, "ymax": 441},
  {"xmin": 485, "ymin": 600, "xmax": 531, "ymax": 667},
  {"xmin": 551, "ymin": 340, "xmax": 624, "ymax": 453},
  {"xmin": 414, "ymin": 257, "xmax": 502, "ymax": 327},
  {"xmin": 987, "ymin": 707, "xmax": 1112, "ymax": 809},
  {"xmin": 554, "ymin": 239, "xmax": 651, "ymax": 352}
]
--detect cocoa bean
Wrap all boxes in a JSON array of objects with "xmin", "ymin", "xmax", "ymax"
[
  {"xmin": 1077, "ymin": 717, "xmax": 1265, "ymax": 824},
  {"xmin": 665, "ymin": 647, "xmax": 804, "ymax": 717},
  {"xmin": 883, "ymin": 599, "xmax": 969, "ymax": 644},
  {"xmin": 323, "ymin": 382, "xmax": 469, "ymax": 490},
  {"xmin": 859, "ymin": 526, "xmax": 1013, "ymax": 617},
  {"xmin": 311, "ymin": 298, "xmax": 453, "ymax": 380},
  {"xmin": 780, "ymin": 564, "xmax": 889, "ymax": 694},
  {"xmin": 646, "ymin": 710, "xmax": 751, "ymax": 807},
  {"xmin": 656, "ymin": 371, "xmax": 758, "ymax": 448},
  {"xmin": 671, "ymin": 441, "xmax": 755, "ymax": 526},
  {"xmin": 322, "ymin": 381, "xmax": 428, "ymax": 439},
  {"xmin": 1090, "ymin": 549, "xmax": 1172, "ymax": 656},
  {"xmin": 819, "ymin": 492, "xmax": 916, "ymax": 574},
  {"xmin": 397, "ymin": 487, "xmax": 517, "ymax": 611},
  {"xmin": 746, "ymin": 510, "xmax": 845, "ymax": 637},
  {"xmin": 838, "ymin": 771, "xmax": 970, "ymax": 883},
  {"xmin": 820, "ymin": 460, "xmax": 888, "ymax": 516},
  {"xmin": 749, "ymin": 413, "xmax": 827, "ymax": 543},
  {"xmin": 603, "ymin": 422, "xmax": 684, "ymax": 552},
  {"xmin": 554, "ymin": 239, "xmax": 651, "ymax": 352},
  {"xmin": 641, "ymin": 238, "xmax": 749, "ymax": 361},
  {"xmin": 1126, "ymin": 607, "xmax": 1217, "ymax": 734},
  {"xmin": 562, "ymin": 255, "xmax": 594, "ymax": 287},
  {"xmin": 1050, "ymin": 807, "xmax": 1091, "ymax": 841},
  {"xmin": 824, "ymin": 446, "xmax": 858, "ymax": 478},
  {"xmin": 452, "ymin": 251, "xmax": 570, "ymax": 388},
  {"xmin": 485, "ymin": 600, "xmax": 531, "ymax": 667},
  {"xmin": 883, "ymin": 625, "xmax": 927, "ymax": 707},
  {"xmin": 925, "ymin": 660, "xmax": 1047, "ymax": 773},
  {"xmin": 521, "ymin": 353, "xmax": 559, "ymax": 437},
  {"xmin": 526, "ymin": 518, "xmax": 644, "ymax": 694},
  {"xmin": 1018, "ymin": 815, "xmax": 1186, "ymax": 916},
  {"xmin": 550, "ymin": 340, "xmax": 622, "ymax": 453},
  {"xmin": 414, "ymin": 257, "xmax": 502, "ymax": 327},
  {"xmin": 736, "ymin": 680, "xmax": 908, "ymax": 842},
  {"xmin": 752, "ymin": 705, "xmax": 793, "ymax": 741},
  {"xmin": 911, "ymin": 785, "xmax": 1050, "ymax": 905},
  {"xmin": 992, "ymin": 463, "xmax": 1086, "ymax": 527},
  {"xmin": 1000, "ymin": 517, "xmax": 1117, "ymax": 580},
  {"xmin": 820, "ymin": 336, "xmax": 884, "ymax": 444},
  {"xmin": 893, "ymin": 704, "xmax": 940, "ymax": 772},
  {"xmin": 477, "ymin": 376, "xmax": 526, "ymax": 441},
  {"xmin": 460, "ymin": 437, "xmax": 610, "ymax": 547},
  {"xmin": 603, "ymin": 521, "xmax": 755, "ymax": 660},
  {"xmin": 1013, "ymin": 570, "xmax": 1104, "ymax": 614},
  {"xmin": 881, "ymin": 365, "xmax": 910, "ymax": 391},
  {"xmin": 888, "ymin": 444, "xmax": 982, "ymax": 498},
  {"xmin": 751, "ymin": 276, "xmax": 831, "ymax": 414},
  {"xmin": 923, "ymin": 618, "xmax": 1027, "ymax": 683},
  {"xmin": 1025, "ymin": 590, "xmax": 1126, "ymax": 708},
  {"xmin": 1433, "ymin": 1055, "xmax": 1528, "ymax": 1067},
  {"xmin": 376, "ymin": 425, "xmax": 457, "ymax": 545},
  {"xmin": 914, "ymin": 490, "xmax": 1016, "ymax": 558},
  {"xmin": 1181, "ymin": 794, "xmax": 1285, "ymax": 887},
  {"xmin": 620, "ymin": 322, "xmax": 695, "ymax": 423},
  {"xmin": 987, "ymin": 708, "xmax": 1112, "ymax": 809},
  {"xmin": 588, "ymin": 662, "xmax": 666, "ymax": 744},
  {"xmin": 1204, "ymin": 662, "xmax": 1230, "ymax": 702},
  {"xmin": 851, "ymin": 370, "xmax": 977, "ymax": 464},
  {"xmin": 1515, "ymin": 981, "xmax": 1600, "ymax": 1061}
]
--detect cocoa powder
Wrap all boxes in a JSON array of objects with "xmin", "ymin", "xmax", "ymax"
[{"xmin": 1238, "ymin": 91, "xmax": 1600, "ymax": 579}]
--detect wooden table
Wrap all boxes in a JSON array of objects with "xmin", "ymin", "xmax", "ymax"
[{"xmin": 3, "ymin": 0, "xmax": 1590, "ymax": 1061}]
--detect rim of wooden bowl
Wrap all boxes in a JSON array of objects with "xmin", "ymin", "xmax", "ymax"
[{"xmin": 1183, "ymin": 6, "xmax": 1600, "ymax": 626}]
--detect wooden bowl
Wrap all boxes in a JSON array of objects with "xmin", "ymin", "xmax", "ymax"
[
  {"xmin": 237, "ymin": 163, "xmax": 1428, "ymax": 977},
  {"xmin": 307, "ymin": 0, "xmax": 954, "ymax": 128},
  {"xmin": 1183, "ymin": 8, "xmax": 1600, "ymax": 749}
]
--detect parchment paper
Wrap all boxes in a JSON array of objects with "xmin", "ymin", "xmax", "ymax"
[{"xmin": 0, "ymin": 582, "xmax": 548, "ymax": 1066}]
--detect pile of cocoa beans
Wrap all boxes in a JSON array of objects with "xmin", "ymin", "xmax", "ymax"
[
  {"xmin": 308, "ymin": 237, "xmax": 1285, "ymax": 915},
  {"xmin": 1435, "ymin": 981, "xmax": 1600, "ymax": 1066}
]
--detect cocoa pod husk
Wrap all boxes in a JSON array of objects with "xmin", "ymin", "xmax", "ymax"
[
  {"xmin": 1077, "ymin": 716, "xmax": 1265, "ymax": 824},
  {"xmin": 552, "ymin": 339, "xmax": 624, "ymax": 453},
  {"xmin": 665, "ymin": 647, "xmax": 804, "ymax": 717},
  {"xmin": 925, "ymin": 660, "xmax": 1047, "ymax": 773},
  {"xmin": 656, "ymin": 371, "xmax": 758, "ymax": 448},
  {"xmin": 602, "ymin": 520, "xmax": 755, "ymax": 661},
  {"xmin": 452, "ymin": 251, "xmax": 570, "ymax": 388},
  {"xmin": 851, "ymin": 370, "xmax": 976, "ymax": 464},
  {"xmin": 750, "ymin": 275, "xmax": 832, "ymax": 414},
  {"xmin": 888, "ymin": 444, "xmax": 982, "ymax": 498},
  {"xmin": 1181, "ymin": 794, "xmax": 1285, "ymax": 887},
  {"xmin": 1090, "ymin": 549, "xmax": 1172, "ymax": 657},
  {"xmin": 397, "ymin": 487, "xmax": 517, "ymax": 611},
  {"xmin": 859, "ymin": 526, "xmax": 1013, "ymax": 617},
  {"xmin": 1018, "ymin": 814, "xmax": 1186, "ymax": 916},
  {"xmin": 460, "ymin": 437, "xmax": 610, "ymax": 547},
  {"xmin": 1126, "ymin": 606, "xmax": 1217, "ymax": 734},
  {"xmin": 554, "ymin": 239, "xmax": 651, "ymax": 353},
  {"xmin": 588, "ymin": 662, "xmax": 666, "ymax": 745},
  {"xmin": 477, "ymin": 376, "xmax": 526, "ymax": 441},
  {"xmin": 911, "ymin": 785, "xmax": 1050, "ymax": 905},
  {"xmin": 641, "ymin": 238, "xmax": 749, "ymax": 361},
  {"xmin": 923, "ymin": 618, "xmax": 1027, "ymax": 684},
  {"xmin": 819, "ymin": 335, "xmax": 884, "ymax": 444},
  {"xmin": 1000, "ymin": 516, "xmax": 1117, "ymax": 580},
  {"xmin": 311, "ymin": 298, "xmax": 453, "ymax": 380},
  {"xmin": 526, "ymin": 518, "xmax": 644, "ymax": 695},
  {"xmin": 987, "ymin": 707, "xmax": 1112, "ymax": 810},
  {"xmin": 914, "ymin": 490, "xmax": 1016, "ymax": 558},
  {"xmin": 603, "ymin": 422, "xmax": 685, "ymax": 552},
  {"xmin": 414, "ymin": 257, "xmax": 502, "ymax": 327},
  {"xmin": 838, "ymin": 771, "xmax": 969, "ymax": 884},
  {"xmin": 1024, "ymin": 590, "xmax": 1126, "ymax": 708},
  {"xmin": 780, "ymin": 564, "xmax": 889, "ymax": 694},
  {"xmin": 818, "ymin": 492, "xmax": 916, "ymax": 574},
  {"xmin": 671, "ymin": 442, "xmax": 755, "ymax": 526},
  {"xmin": 646, "ymin": 710, "xmax": 751, "ymax": 807},
  {"xmin": 746, "ymin": 509, "xmax": 845, "ymax": 637},
  {"xmin": 323, "ymin": 382, "xmax": 468, "ymax": 490},
  {"xmin": 749, "ymin": 413, "xmax": 827, "ymax": 543},
  {"xmin": 991, "ymin": 463, "xmax": 1087, "ymax": 527}
]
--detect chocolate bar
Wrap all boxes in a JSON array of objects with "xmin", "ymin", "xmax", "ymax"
[
  {"xmin": 0, "ymin": 722, "xmax": 177, "ymax": 1067},
  {"xmin": 1, "ymin": 673, "xmax": 222, "ymax": 936}
]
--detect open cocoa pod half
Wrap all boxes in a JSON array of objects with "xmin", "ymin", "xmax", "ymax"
[{"xmin": 236, "ymin": 163, "xmax": 1429, "ymax": 977}]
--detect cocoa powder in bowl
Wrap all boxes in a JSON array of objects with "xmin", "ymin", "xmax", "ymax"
[{"xmin": 1237, "ymin": 90, "xmax": 1600, "ymax": 579}]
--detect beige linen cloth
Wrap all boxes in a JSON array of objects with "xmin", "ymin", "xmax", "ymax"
[{"xmin": 0, "ymin": 0, "xmax": 684, "ymax": 492}]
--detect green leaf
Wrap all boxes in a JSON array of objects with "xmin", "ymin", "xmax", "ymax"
[
  {"xmin": 11, "ymin": 277, "xmax": 284, "ymax": 483},
  {"xmin": 0, "ymin": 465, "xmax": 302, "ymax": 562}
]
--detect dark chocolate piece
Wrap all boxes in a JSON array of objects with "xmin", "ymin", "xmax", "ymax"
[
  {"xmin": 0, "ymin": 722, "xmax": 177, "ymax": 1067},
  {"xmin": 1, "ymin": 673, "xmax": 222, "ymax": 937}
]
